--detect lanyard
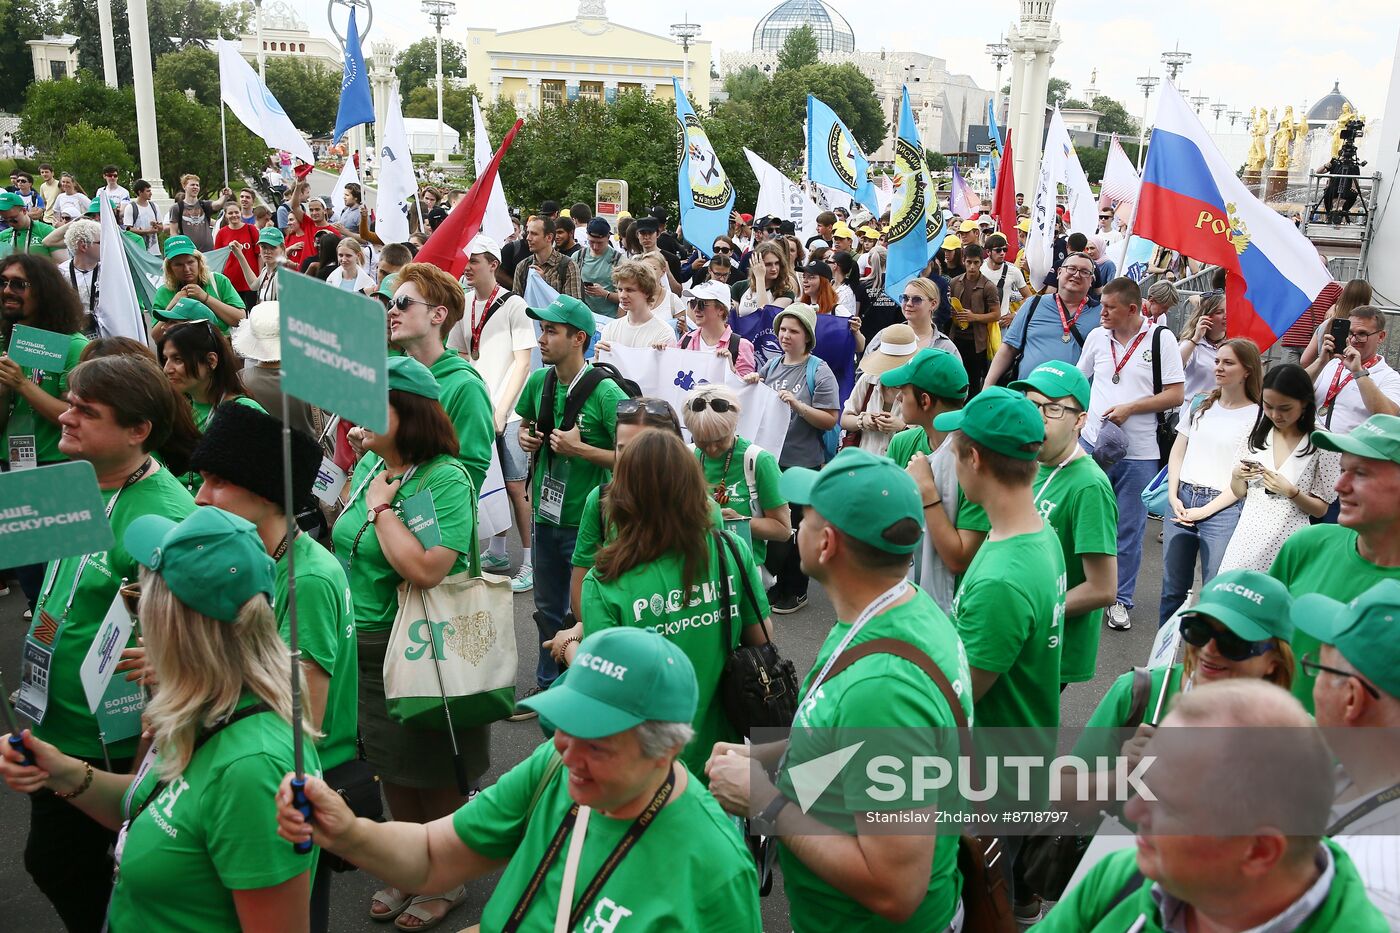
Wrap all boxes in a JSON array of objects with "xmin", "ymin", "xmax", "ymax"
[
  {"xmin": 37, "ymin": 458, "xmax": 154, "ymax": 622},
  {"xmin": 1032, "ymin": 452, "xmax": 1078, "ymax": 509},
  {"xmin": 1324, "ymin": 358, "xmax": 1380, "ymax": 409},
  {"xmin": 801, "ymin": 581, "xmax": 910, "ymax": 706},
  {"xmin": 700, "ymin": 443, "xmax": 736, "ymax": 506},
  {"xmin": 467, "ymin": 286, "xmax": 502, "ymax": 359},
  {"xmin": 1055, "ymin": 295, "xmax": 1088, "ymax": 339},
  {"xmin": 345, "ymin": 457, "xmax": 419, "ymax": 560},
  {"xmin": 1327, "ymin": 781, "xmax": 1400, "ymax": 837},
  {"xmin": 501, "ymin": 766, "xmax": 676, "ymax": 933},
  {"xmin": 69, "ymin": 261, "xmax": 98, "ymax": 311},
  {"xmin": 1109, "ymin": 327, "xmax": 1150, "ymax": 384}
]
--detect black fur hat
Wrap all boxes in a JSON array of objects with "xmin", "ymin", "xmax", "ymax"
[{"xmin": 189, "ymin": 402, "xmax": 323, "ymax": 509}]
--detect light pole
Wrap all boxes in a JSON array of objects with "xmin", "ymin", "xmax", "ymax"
[
  {"xmin": 255, "ymin": 0, "xmax": 265, "ymax": 81},
  {"xmin": 1227, "ymin": 109, "xmax": 1242, "ymax": 129},
  {"xmin": 1191, "ymin": 95, "xmax": 1210, "ymax": 115},
  {"xmin": 986, "ymin": 38, "xmax": 1010, "ymax": 126},
  {"xmin": 1136, "ymin": 73, "xmax": 1160, "ymax": 171},
  {"xmin": 422, "ymin": 0, "xmax": 456, "ymax": 165},
  {"xmin": 670, "ymin": 17, "xmax": 702, "ymax": 97},
  {"xmin": 1211, "ymin": 102, "xmax": 1227, "ymax": 130},
  {"xmin": 1161, "ymin": 41, "xmax": 1191, "ymax": 83}
]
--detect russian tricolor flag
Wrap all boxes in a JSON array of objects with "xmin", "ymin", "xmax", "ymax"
[{"xmin": 1136, "ymin": 83, "xmax": 1329, "ymax": 350}]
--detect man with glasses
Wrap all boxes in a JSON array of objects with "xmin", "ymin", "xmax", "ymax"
[
  {"xmin": 984, "ymin": 252, "xmax": 1099, "ymax": 390},
  {"xmin": 982, "ymin": 231, "xmax": 1031, "ymax": 304},
  {"xmin": 0, "ymin": 191, "xmax": 58, "ymax": 257},
  {"xmin": 576, "ymin": 217, "xmax": 622, "ymax": 318},
  {"xmin": 1270, "ymin": 414, "xmax": 1400, "ymax": 711},
  {"xmin": 1292, "ymin": 580, "xmax": 1400, "ymax": 926},
  {"xmin": 12, "ymin": 172, "xmax": 43, "ymax": 220},
  {"xmin": 1306, "ymin": 304, "xmax": 1400, "ymax": 435},
  {"xmin": 96, "ymin": 165, "xmax": 129, "ymax": 210}
]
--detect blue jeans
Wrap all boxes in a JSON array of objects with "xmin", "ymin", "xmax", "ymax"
[
  {"xmin": 1159, "ymin": 482, "xmax": 1244, "ymax": 626},
  {"xmin": 1096, "ymin": 454, "xmax": 1161, "ymax": 609},
  {"xmin": 531, "ymin": 521, "xmax": 577, "ymax": 689}
]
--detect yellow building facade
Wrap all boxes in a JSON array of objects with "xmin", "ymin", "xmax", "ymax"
[{"xmin": 465, "ymin": 2, "xmax": 711, "ymax": 111}]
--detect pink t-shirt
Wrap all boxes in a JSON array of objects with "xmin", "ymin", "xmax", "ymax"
[{"xmin": 681, "ymin": 326, "xmax": 756, "ymax": 376}]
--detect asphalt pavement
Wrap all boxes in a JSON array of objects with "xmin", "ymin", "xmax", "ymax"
[{"xmin": 0, "ymin": 527, "xmax": 1169, "ymax": 931}]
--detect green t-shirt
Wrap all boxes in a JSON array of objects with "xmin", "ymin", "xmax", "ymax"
[
  {"xmin": 778, "ymin": 589, "xmax": 973, "ymax": 933},
  {"xmin": 1073, "ymin": 664, "xmax": 1182, "ymax": 764},
  {"xmin": 0, "ymin": 220, "xmax": 57, "ymax": 256},
  {"xmin": 275, "ymin": 535, "xmax": 358, "ymax": 770},
  {"xmin": 580, "ymin": 533, "xmax": 769, "ymax": 779},
  {"xmin": 952, "ymin": 523, "xmax": 1065, "ymax": 729},
  {"xmin": 1269, "ymin": 524, "xmax": 1400, "ymax": 713},
  {"xmin": 105, "ymin": 698, "xmax": 323, "ymax": 933},
  {"xmin": 330, "ymin": 453, "xmax": 476, "ymax": 632},
  {"xmin": 181, "ymin": 395, "xmax": 267, "ymax": 495},
  {"xmin": 693, "ymin": 437, "xmax": 785, "ymax": 564},
  {"xmin": 153, "ymin": 272, "xmax": 246, "ymax": 334},
  {"xmin": 885, "ymin": 425, "xmax": 933, "ymax": 466},
  {"xmin": 1, "ymin": 330, "xmax": 86, "ymax": 465},
  {"xmin": 514, "ymin": 364, "xmax": 628, "ymax": 529},
  {"xmin": 430, "ymin": 349, "xmax": 494, "ymax": 494},
  {"xmin": 453, "ymin": 741, "xmax": 762, "ymax": 933},
  {"xmin": 572, "ymin": 486, "xmax": 724, "ymax": 570},
  {"xmin": 1034, "ymin": 843, "xmax": 1388, "ymax": 933},
  {"xmin": 1032, "ymin": 455, "xmax": 1118, "ymax": 683},
  {"xmin": 29, "ymin": 466, "xmax": 195, "ymax": 759}
]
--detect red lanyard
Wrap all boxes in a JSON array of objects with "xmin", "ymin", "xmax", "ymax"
[
  {"xmin": 1109, "ymin": 328, "xmax": 1150, "ymax": 384},
  {"xmin": 467, "ymin": 286, "xmax": 500, "ymax": 359},
  {"xmin": 1325, "ymin": 357, "xmax": 1380, "ymax": 408},
  {"xmin": 1055, "ymin": 295, "xmax": 1088, "ymax": 340}
]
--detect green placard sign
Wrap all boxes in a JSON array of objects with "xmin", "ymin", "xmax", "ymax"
[
  {"xmin": 278, "ymin": 268, "xmax": 389, "ymax": 432},
  {"xmin": 401, "ymin": 489, "xmax": 441, "ymax": 549},
  {"xmin": 0, "ymin": 460, "xmax": 113, "ymax": 567},
  {"xmin": 6, "ymin": 324, "xmax": 72, "ymax": 372}
]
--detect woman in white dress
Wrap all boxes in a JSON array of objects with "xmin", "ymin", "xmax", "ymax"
[{"xmin": 1220, "ymin": 363, "xmax": 1340, "ymax": 573}]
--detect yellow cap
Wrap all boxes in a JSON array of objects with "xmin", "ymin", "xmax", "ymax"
[
  {"xmin": 958, "ymin": 219, "xmax": 979, "ymax": 232},
  {"xmin": 941, "ymin": 233, "xmax": 962, "ymax": 250},
  {"xmin": 1016, "ymin": 218, "xmax": 1031, "ymax": 233}
]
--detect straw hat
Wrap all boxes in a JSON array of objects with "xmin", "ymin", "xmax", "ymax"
[
  {"xmin": 230, "ymin": 302, "xmax": 281, "ymax": 363},
  {"xmin": 858, "ymin": 323, "xmax": 920, "ymax": 375}
]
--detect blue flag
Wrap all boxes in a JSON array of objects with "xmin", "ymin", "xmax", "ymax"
[
  {"xmin": 333, "ymin": 6, "xmax": 375, "ymax": 143},
  {"xmin": 886, "ymin": 87, "xmax": 933, "ymax": 305},
  {"xmin": 806, "ymin": 96, "xmax": 880, "ymax": 214},
  {"xmin": 729, "ymin": 307, "xmax": 857, "ymax": 406},
  {"xmin": 987, "ymin": 98, "xmax": 1003, "ymax": 189},
  {"xmin": 673, "ymin": 79, "xmax": 734, "ymax": 259}
]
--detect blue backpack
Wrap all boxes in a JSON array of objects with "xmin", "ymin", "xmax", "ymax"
[{"xmin": 762, "ymin": 354, "xmax": 840, "ymax": 463}]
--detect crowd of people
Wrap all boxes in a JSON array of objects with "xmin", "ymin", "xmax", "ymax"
[{"xmin": 0, "ymin": 159, "xmax": 1397, "ymax": 933}]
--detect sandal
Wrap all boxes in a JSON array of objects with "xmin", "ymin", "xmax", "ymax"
[
  {"xmin": 394, "ymin": 887, "xmax": 467, "ymax": 931},
  {"xmin": 369, "ymin": 887, "xmax": 412, "ymax": 922}
]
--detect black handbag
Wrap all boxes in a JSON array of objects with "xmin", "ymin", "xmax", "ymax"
[
  {"xmin": 319, "ymin": 751, "xmax": 384, "ymax": 873},
  {"xmin": 1150, "ymin": 325, "xmax": 1179, "ymax": 467},
  {"xmin": 713, "ymin": 531, "xmax": 800, "ymax": 731}
]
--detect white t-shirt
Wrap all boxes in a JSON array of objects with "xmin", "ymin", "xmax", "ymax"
[
  {"xmin": 98, "ymin": 184, "xmax": 130, "ymax": 207},
  {"xmin": 57, "ymin": 260, "xmax": 98, "ymax": 320},
  {"xmin": 984, "ymin": 260, "xmax": 1027, "ymax": 299},
  {"xmin": 1177, "ymin": 399, "xmax": 1258, "ymax": 491},
  {"xmin": 1313, "ymin": 357, "xmax": 1400, "ymax": 435},
  {"xmin": 600, "ymin": 314, "xmax": 677, "ymax": 349},
  {"xmin": 324, "ymin": 266, "xmax": 375, "ymax": 293},
  {"xmin": 124, "ymin": 200, "xmax": 162, "ymax": 255},
  {"xmin": 1079, "ymin": 320, "xmax": 1186, "ymax": 461},
  {"xmin": 447, "ymin": 289, "xmax": 535, "ymax": 423},
  {"xmin": 1329, "ymin": 767, "xmax": 1400, "ymax": 930},
  {"xmin": 1181, "ymin": 338, "xmax": 1220, "ymax": 402},
  {"xmin": 834, "ymin": 282, "xmax": 858, "ymax": 317},
  {"xmin": 53, "ymin": 191, "xmax": 88, "ymax": 222}
]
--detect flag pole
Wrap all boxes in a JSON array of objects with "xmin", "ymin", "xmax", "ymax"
[
  {"xmin": 220, "ymin": 102, "xmax": 229, "ymax": 189},
  {"xmin": 282, "ymin": 389, "xmax": 313, "ymax": 855}
]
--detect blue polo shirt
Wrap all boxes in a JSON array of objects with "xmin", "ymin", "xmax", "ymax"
[{"xmin": 1004, "ymin": 294, "xmax": 1100, "ymax": 375}]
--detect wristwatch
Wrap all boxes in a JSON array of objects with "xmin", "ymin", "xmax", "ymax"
[
  {"xmin": 367, "ymin": 503, "xmax": 393, "ymax": 523},
  {"xmin": 751, "ymin": 792, "xmax": 791, "ymax": 836},
  {"xmin": 1354, "ymin": 369, "xmax": 1371, "ymax": 379}
]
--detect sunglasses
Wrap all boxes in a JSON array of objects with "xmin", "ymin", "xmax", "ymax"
[
  {"xmin": 390, "ymin": 295, "xmax": 436, "ymax": 311},
  {"xmin": 901, "ymin": 294, "xmax": 926, "ymax": 304},
  {"xmin": 616, "ymin": 397, "xmax": 677, "ymax": 421},
  {"xmin": 689, "ymin": 396, "xmax": 734, "ymax": 413},
  {"xmin": 1299, "ymin": 652, "xmax": 1380, "ymax": 700},
  {"xmin": 990, "ymin": 246, "xmax": 1007, "ymax": 253},
  {"xmin": 1179, "ymin": 615, "xmax": 1274, "ymax": 662},
  {"xmin": 0, "ymin": 275, "xmax": 30, "ymax": 292},
  {"xmin": 712, "ymin": 246, "xmax": 732, "ymax": 253}
]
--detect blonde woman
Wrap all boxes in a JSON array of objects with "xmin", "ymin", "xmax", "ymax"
[
  {"xmin": 867, "ymin": 277, "xmax": 958, "ymax": 357},
  {"xmin": 324, "ymin": 235, "xmax": 376, "ymax": 296},
  {"xmin": 1300, "ymin": 278, "xmax": 1372, "ymax": 368},
  {"xmin": 0, "ymin": 508, "xmax": 318, "ymax": 932},
  {"xmin": 732, "ymin": 241, "xmax": 796, "ymax": 316},
  {"xmin": 152, "ymin": 235, "xmax": 246, "ymax": 332}
]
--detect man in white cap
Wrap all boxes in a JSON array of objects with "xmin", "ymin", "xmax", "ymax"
[{"xmin": 447, "ymin": 233, "xmax": 538, "ymax": 591}]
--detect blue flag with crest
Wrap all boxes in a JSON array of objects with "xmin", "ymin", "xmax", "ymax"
[
  {"xmin": 987, "ymin": 98, "xmax": 1003, "ymax": 189},
  {"xmin": 885, "ymin": 87, "xmax": 938, "ymax": 305},
  {"xmin": 672, "ymin": 79, "xmax": 734, "ymax": 259},
  {"xmin": 333, "ymin": 6, "xmax": 375, "ymax": 143},
  {"xmin": 806, "ymin": 95, "xmax": 880, "ymax": 214}
]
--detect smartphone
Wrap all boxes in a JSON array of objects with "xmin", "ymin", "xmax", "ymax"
[
  {"xmin": 1330, "ymin": 317, "xmax": 1351, "ymax": 352},
  {"xmin": 1240, "ymin": 458, "xmax": 1264, "ymax": 472}
]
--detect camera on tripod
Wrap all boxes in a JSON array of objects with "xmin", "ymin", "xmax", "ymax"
[{"xmin": 1339, "ymin": 118, "xmax": 1365, "ymax": 144}]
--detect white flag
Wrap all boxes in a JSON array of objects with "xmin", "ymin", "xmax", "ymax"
[
  {"xmin": 329, "ymin": 156, "xmax": 360, "ymax": 220},
  {"xmin": 1099, "ymin": 134, "xmax": 1141, "ymax": 206},
  {"xmin": 215, "ymin": 40, "xmax": 313, "ymax": 164},
  {"xmin": 1045, "ymin": 110, "xmax": 1097, "ymax": 236},
  {"xmin": 96, "ymin": 197, "xmax": 146, "ymax": 343},
  {"xmin": 375, "ymin": 85, "xmax": 415, "ymax": 246},
  {"xmin": 1025, "ymin": 127, "xmax": 1061, "ymax": 288},
  {"xmin": 473, "ymin": 96, "xmax": 512, "ymax": 247},
  {"xmin": 744, "ymin": 148, "xmax": 821, "ymax": 243}
]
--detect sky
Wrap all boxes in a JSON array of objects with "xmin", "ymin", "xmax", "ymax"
[{"xmin": 291, "ymin": 0, "xmax": 1398, "ymax": 126}]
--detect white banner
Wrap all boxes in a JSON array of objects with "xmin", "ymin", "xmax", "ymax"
[
  {"xmin": 745, "ymin": 147, "xmax": 820, "ymax": 243},
  {"xmin": 374, "ymin": 85, "xmax": 415, "ymax": 246},
  {"xmin": 329, "ymin": 156, "xmax": 359, "ymax": 221},
  {"xmin": 96, "ymin": 196, "xmax": 146, "ymax": 342},
  {"xmin": 1048, "ymin": 110, "xmax": 1097, "ymax": 237},
  {"xmin": 474, "ymin": 96, "xmax": 513, "ymax": 248},
  {"xmin": 477, "ymin": 446, "xmax": 510, "ymax": 540},
  {"xmin": 215, "ymin": 40, "xmax": 313, "ymax": 164},
  {"xmin": 599, "ymin": 344, "xmax": 790, "ymax": 461}
]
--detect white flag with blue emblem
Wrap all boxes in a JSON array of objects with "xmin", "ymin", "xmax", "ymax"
[
  {"xmin": 215, "ymin": 40, "xmax": 313, "ymax": 164},
  {"xmin": 673, "ymin": 79, "xmax": 734, "ymax": 259}
]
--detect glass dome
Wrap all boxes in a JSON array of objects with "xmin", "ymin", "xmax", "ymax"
[
  {"xmin": 1306, "ymin": 82, "xmax": 1353, "ymax": 124},
  {"xmin": 753, "ymin": 0, "xmax": 855, "ymax": 54}
]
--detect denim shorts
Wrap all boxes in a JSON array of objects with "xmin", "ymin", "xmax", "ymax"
[{"xmin": 497, "ymin": 425, "xmax": 528, "ymax": 483}]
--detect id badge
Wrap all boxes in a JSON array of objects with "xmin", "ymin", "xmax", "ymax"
[
  {"xmin": 8, "ymin": 407, "xmax": 36, "ymax": 470},
  {"xmin": 724, "ymin": 517, "xmax": 752, "ymax": 548},
  {"xmin": 539, "ymin": 459, "xmax": 569, "ymax": 525},
  {"xmin": 16, "ymin": 635, "xmax": 54, "ymax": 723}
]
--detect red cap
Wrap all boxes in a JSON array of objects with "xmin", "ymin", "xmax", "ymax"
[{"xmin": 740, "ymin": 213, "xmax": 753, "ymax": 223}]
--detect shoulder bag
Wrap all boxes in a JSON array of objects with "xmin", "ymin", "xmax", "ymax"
[
  {"xmin": 1151, "ymin": 326, "xmax": 1178, "ymax": 467},
  {"xmin": 713, "ymin": 530, "xmax": 800, "ymax": 731}
]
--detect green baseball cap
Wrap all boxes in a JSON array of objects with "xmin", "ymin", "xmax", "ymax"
[
  {"xmin": 152, "ymin": 297, "xmax": 221, "ymax": 325},
  {"xmin": 86, "ymin": 199, "xmax": 102, "ymax": 214},
  {"xmin": 0, "ymin": 192, "xmax": 24, "ymax": 211},
  {"xmin": 522, "ymin": 627, "xmax": 698, "ymax": 738},
  {"xmin": 1011, "ymin": 361, "xmax": 1092, "ymax": 412},
  {"xmin": 163, "ymin": 235, "xmax": 198, "ymax": 259},
  {"xmin": 879, "ymin": 348, "xmax": 969, "ymax": 399},
  {"xmin": 258, "ymin": 227, "xmax": 285, "ymax": 247},
  {"xmin": 932, "ymin": 386, "xmax": 1045, "ymax": 460},
  {"xmin": 1313, "ymin": 414, "xmax": 1400, "ymax": 466},
  {"xmin": 1181, "ymin": 569, "xmax": 1295, "ymax": 642},
  {"xmin": 1291, "ymin": 580, "xmax": 1400, "ymax": 696},
  {"xmin": 124, "ymin": 507, "xmax": 276, "ymax": 623},
  {"xmin": 375, "ymin": 271, "xmax": 400, "ymax": 301},
  {"xmin": 778, "ymin": 447, "xmax": 923, "ymax": 554},
  {"xmin": 386, "ymin": 354, "xmax": 440, "ymax": 400},
  {"xmin": 528, "ymin": 294, "xmax": 595, "ymax": 334}
]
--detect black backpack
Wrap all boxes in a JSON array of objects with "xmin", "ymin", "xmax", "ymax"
[{"xmin": 536, "ymin": 362, "xmax": 640, "ymax": 442}]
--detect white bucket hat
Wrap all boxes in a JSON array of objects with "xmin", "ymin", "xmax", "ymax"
[{"xmin": 231, "ymin": 301, "xmax": 281, "ymax": 363}]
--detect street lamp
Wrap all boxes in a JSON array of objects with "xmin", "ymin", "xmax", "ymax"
[
  {"xmin": 669, "ymin": 17, "xmax": 702, "ymax": 97},
  {"xmin": 1227, "ymin": 110, "xmax": 1243, "ymax": 129},
  {"xmin": 985, "ymin": 38, "xmax": 1010, "ymax": 124},
  {"xmin": 1190, "ymin": 95, "xmax": 1210, "ymax": 115},
  {"xmin": 1136, "ymin": 73, "xmax": 1160, "ymax": 171},
  {"xmin": 1161, "ymin": 41, "xmax": 1191, "ymax": 82},
  {"xmin": 1211, "ymin": 102, "xmax": 1227, "ymax": 130},
  {"xmin": 422, "ymin": 0, "xmax": 456, "ymax": 166}
]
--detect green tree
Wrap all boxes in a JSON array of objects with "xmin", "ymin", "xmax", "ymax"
[
  {"xmin": 394, "ymin": 37, "xmax": 469, "ymax": 96},
  {"xmin": 722, "ymin": 66, "xmax": 768, "ymax": 104},
  {"xmin": 1047, "ymin": 77, "xmax": 1071, "ymax": 107},
  {"xmin": 153, "ymin": 45, "xmax": 219, "ymax": 106},
  {"xmin": 67, "ymin": 0, "xmax": 250, "ymax": 85},
  {"xmin": 1090, "ymin": 95, "xmax": 1140, "ymax": 136},
  {"xmin": 1077, "ymin": 146, "xmax": 1107, "ymax": 183},
  {"xmin": 925, "ymin": 151, "xmax": 948, "ymax": 172},
  {"xmin": 264, "ymin": 57, "xmax": 340, "ymax": 137},
  {"xmin": 54, "ymin": 121, "xmax": 135, "ymax": 192},
  {"xmin": 404, "ymin": 83, "xmax": 484, "ymax": 139},
  {"xmin": 1061, "ymin": 97, "xmax": 1088, "ymax": 111},
  {"xmin": 0, "ymin": 0, "xmax": 53, "ymax": 111},
  {"xmin": 776, "ymin": 25, "xmax": 819, "ymax": 72},
  {"xmin": 16, "ymin": 71, "xmax": 129, "ymax": 154}
]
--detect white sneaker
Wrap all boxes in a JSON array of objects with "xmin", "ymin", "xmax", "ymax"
[
  {"xmin": 1106, "ymin": 603, "xmax": 1131, "ymax": 630},
  {"xmin": 480, "ymin": 551, "xmax": 511, "ymax": 572},
  {"xmin": 0, "ymin": 585, "xmax": 10, "ymax": 597},
  {"xmin": 510, "ymin": 566, "xmax": 534, "ymax": 593}
]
